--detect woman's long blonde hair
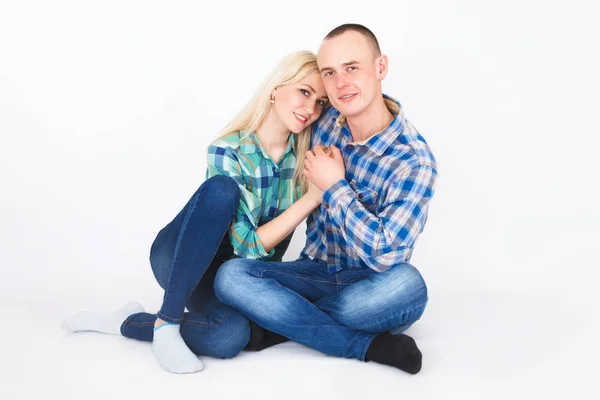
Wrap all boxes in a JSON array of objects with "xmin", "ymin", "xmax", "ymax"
[{"xmin": 216, "ymin": 50, "xmax": 320, "ymax": 195}]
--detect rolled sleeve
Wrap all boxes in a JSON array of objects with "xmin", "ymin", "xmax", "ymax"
[{"xmin": 206, "ymin": 145, "xmax": 273, "ymax": 259}]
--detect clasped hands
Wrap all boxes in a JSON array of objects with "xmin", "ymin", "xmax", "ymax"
[{"xmin": 303, "ymin": 145, "xmax": 346, "ymax": 202}]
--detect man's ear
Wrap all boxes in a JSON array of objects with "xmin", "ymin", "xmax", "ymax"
[{"xmin": 376, "ymin": 55, "xmax": 389, "ymax": 81}]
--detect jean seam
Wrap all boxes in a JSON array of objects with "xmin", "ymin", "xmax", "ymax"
[
  {"xmin": 161, "ymin": 190, "xmax": 202, "ymax": 312},
  {"xmin": 183, "ymin": 305, "xmax": 232, "ymax": 327},
  {"xmin": 182, "ymin": 320, "xmax": 212, "ymax": 327},
  {"xmin": 359, "ymin": 333, "xmax": 378, "ymax": 361},
  {"xmin": 211, "ymin": 305, "xmax": 231, "ymax": 325},
  {"xmin": 120, "ymin": 315, "xmax": 154, "ymax": 336},
  {"xmin": 183, "ymin": 224, "xmax": 232, "ymax": 314},
  {"xmin": 337, "ymin": 276, "xmax": 369, "ymax": 284},
  {"xmin": 123, "ymin": 321, "xmax": 154, "ymax": 326},
  {"xmin": 156, "ymin": 311, "xmax": 182, "ymax": 324},
  {"xmin": 160, "ymin": 185, "xmax": 234, "ymax": 322},
  {"xmin": 257, "ymin": 269, "xmax": 338, "ymax": 285},
  {"xmin": 354, "ymin": 301, "xmax": 427, "ymax": 331}
]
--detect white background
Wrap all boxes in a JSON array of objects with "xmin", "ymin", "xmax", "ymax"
[{"xmin": 1, "ymin": 0, "xmax": 599, "ymax": 399}]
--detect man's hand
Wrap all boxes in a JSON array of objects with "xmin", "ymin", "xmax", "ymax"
[{"xmin": 303, "ymin": 145, "xmax": 345, "ymax": 192}]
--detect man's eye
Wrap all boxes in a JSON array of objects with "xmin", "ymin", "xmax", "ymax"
[
  {"xmin": 323, "ymin": 71, "xmax": 333, "ymax": 77},
  {"xmin": 347, "ymin": 66, "xmax": 356, "ymax": 71}
]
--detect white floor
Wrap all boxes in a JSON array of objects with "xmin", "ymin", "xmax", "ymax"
[
  {"xmin": 2, "ymin": 1, "xmax": 599, "ymax": 398},
  {"xmin": 3, "ymin": 285, "xmax": 597, "ymax": 400}
]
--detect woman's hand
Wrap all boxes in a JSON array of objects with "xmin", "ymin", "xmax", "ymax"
[{"xmin": 305, "ymin": 178, "xmax": 324, "ymax": 205}]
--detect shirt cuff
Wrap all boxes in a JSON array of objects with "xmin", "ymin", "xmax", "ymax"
[
  {"xmin": 230, "ymin": 229, "xmax": 274, "ymax": 260},
  {"xmin": 323, "ymin": 179, "xmax": 355, "ymax": 224},
  {"xmin": 255, "ymin": 238, "xmax": 274, "ymax": 259}
]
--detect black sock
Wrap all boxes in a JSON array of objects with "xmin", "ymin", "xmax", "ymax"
[
  {"xmin": 245, "ymin": 321, "xmax": 289, "ymax": 351},
  {"xmin": 365, "ymin": 332, "xmax": 422, "ymax": 374},
  {"xmin": 244, "ymin": 321, "xmax": 265, "ymax": 351}
]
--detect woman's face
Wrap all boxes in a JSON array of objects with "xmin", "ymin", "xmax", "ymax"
[{"xmin": 272, "ymin": 72, "xmax": 329, "ymax": 133}]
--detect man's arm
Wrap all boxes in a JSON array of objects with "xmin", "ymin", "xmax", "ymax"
[{"xmin": 323, "ymin": 163, "xmax": 437, "ymax": 272}]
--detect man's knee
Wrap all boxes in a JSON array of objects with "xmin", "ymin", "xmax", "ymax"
[
  {"xmin": 388, "ymin": 264, "xmax": 428, "ymax": 305},
  {"xmin": 329, "ymin": 264, "xmax": 428, "ymax": 332},
  {"xmin": 214, "ymin": 258, "xmax": 251, "ymax": 305}
]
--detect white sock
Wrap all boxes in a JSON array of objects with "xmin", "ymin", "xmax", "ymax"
[
  {"xmin": 61, "ymin": 301, "xmax": 145, "ymax": 335},
  {"xmin": 152, "ymin": 323, "xmax": 204, "ymax": 374}
]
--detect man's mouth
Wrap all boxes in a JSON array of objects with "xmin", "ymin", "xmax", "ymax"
[{"xmin": 338, "ymin": 93, "xmax": 357, "ymax": 101}]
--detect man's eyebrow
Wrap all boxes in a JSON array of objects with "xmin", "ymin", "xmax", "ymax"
[{"xmin": 319, "ymin": 60, "xmax": 360, "ymax": 72}]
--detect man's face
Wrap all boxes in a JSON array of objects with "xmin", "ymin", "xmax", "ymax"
[{"xmin": 317, "ymin": 31, "xmax": 383, "ymax": 118}]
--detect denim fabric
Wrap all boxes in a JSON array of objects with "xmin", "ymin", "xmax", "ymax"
[
  {"xmin": 120, "ymin": 176, "xmax": 250, "ymax": 358},
  {"xmin": 214, "ymin": 257, "xmax": 428, "ymax": 360}
]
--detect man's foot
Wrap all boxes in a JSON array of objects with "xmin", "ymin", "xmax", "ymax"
[
  {"xmin": 61, "ymin": 301, "xmax": 145, "ymax": 335},
  {"xmin": 365, "ymin": 332, "xmax": 422, "ymax": 374},
  {"xmin": 244, "ymin": 321, "xmax": 289, "ymax": 351},
  {"xmin": 152, "ymin": 323, "xmax": 204, "ymax": 374}
]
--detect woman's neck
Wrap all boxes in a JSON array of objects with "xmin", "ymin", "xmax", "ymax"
[{"xmin": 255, "ymin": 110, "xmax": 291, "ymax": 162}]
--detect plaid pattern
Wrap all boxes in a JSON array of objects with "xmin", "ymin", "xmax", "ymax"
[
  {"xmin": 207, "ymin": 131, "xmax": 301, "ymax": 259},
  {"xmin": 301, "ymin": 95, "xmax": 438, "ymax": 273}
]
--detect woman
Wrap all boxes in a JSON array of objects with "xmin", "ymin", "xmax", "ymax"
[{"xmin": 62, "ymin": 50, "xmax": 329, "ymax": 374}]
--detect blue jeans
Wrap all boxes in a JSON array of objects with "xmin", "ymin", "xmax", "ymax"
[
  {"xmin": 214, "ymin": 258, "xmax": 428, "ymax": 360},
  {"xmin": 120, "ymin": 175, "xmax": 251, "ymax": 359}
]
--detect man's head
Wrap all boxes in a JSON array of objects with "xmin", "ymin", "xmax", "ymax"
[{"xmin": 317, "ymin": 24, "xmax": 388, "ymax": 118}]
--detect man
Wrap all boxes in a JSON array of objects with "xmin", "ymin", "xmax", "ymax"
[{"xmin": 215, "ymin": 24, "xmax": 437, "ymax": 374}]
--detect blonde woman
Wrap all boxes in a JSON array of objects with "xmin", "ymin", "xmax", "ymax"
[{"xmin": 62, "ymin": 51, "xmax": 329, "ymax": 374}]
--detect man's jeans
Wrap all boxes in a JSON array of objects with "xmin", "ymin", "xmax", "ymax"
[
  {"xmin": 214, "ymin": 258, "xmax": 428, "ymax": 360},
  {"xmin": 120, "ymin": 175, "xmax": 251, "ymax": 359}
]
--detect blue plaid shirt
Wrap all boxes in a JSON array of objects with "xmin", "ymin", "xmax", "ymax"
[{"xmin": 300, "ymin": 95, "xmax": 437, "ymax": 273}]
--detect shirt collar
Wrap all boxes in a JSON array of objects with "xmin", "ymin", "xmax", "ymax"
[
  {"xmin": 240, "ymin": 131, "xmax": 296, "ymax": 158},
  {"xmin": 334, "ymin": 94, "xmax": 406, "ymax": 156}
]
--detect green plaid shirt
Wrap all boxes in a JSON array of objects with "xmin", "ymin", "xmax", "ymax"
[{"xmin": 206, "ymin": 131, "xmax": 301, "ymax": 259}]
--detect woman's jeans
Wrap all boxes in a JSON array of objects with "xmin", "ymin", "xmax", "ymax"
[{"xmin": 119, "ymin": 175, "xmax": 251, "ymax": 359}]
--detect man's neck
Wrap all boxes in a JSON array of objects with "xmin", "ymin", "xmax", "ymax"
[{"xmin": 346, "ymin": 98, "xmax": 394, "ymax": 143}]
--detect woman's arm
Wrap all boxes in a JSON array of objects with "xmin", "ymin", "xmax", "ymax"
[
  {"xmin": 256, "ymin": 181, "xmax": 322, "ymax": 252},
  {"xmin": 207, "ymin": 144, "xmax": 321, "ymax": 259}
]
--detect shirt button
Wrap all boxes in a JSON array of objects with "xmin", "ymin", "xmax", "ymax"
[
  {"xmin": 347, "ymin": 144, "xmax": 354, "ymax": 149},
  {"xmin": 325, "ymin": 204, "xmax": 330, "ymax": 209},
  {"xmin": 327, "ymin": 229, "xmax": 333, "ymax": 235},
  {"xmin": 358, "ymin": 194, "xmax": 363, "ymax": 199}
]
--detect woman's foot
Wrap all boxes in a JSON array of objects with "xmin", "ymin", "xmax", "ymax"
[
  {"xmin": 152, "ymin": 322, "xmax": 204, "ymax": 373},
  {"xmin": 62, "ymin": 302, "xmax": 145, "ymax": 335}
]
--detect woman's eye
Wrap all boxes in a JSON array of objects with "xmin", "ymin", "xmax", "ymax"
[
  {"xmin": 317, "ymin": 100, "xmax": 326, "ymax": 107},
  {"xmin": 300, "ymin": 89, "xmax": 309, "ymax": 96}
]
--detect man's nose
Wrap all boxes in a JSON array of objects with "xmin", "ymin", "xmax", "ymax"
[{"xmin": 335, "ymin": 74, "xmax": 349, "ymax": 89}]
